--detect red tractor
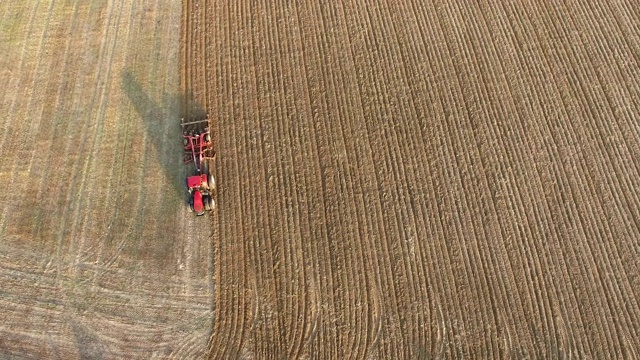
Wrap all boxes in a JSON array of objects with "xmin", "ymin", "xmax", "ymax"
[{"xmin": 182, "ymin": 115, "xmax": 215, "ymax": 215}]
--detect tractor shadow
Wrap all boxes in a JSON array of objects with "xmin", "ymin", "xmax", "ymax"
[{"xmin": 120, "ymin": 71, "xmax": 206, "ymax": 205}]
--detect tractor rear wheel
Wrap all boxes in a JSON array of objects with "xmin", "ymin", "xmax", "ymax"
[
  {"xmin": 207, "ymin": 196, "xmax": 215, "ymax": 211},
  {"xmin": 201, "ymin": 174, "xmax": 209, "ymax": 189},
  {"xmin": 207, "ymin": 173, "xmax": 215, "ymax": 191},
  {"xmin": 204, "ymin": 196, "xmax": 212, "ymax": 211}
]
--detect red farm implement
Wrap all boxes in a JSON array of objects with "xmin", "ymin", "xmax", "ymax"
[{"xmin": 182, "ymin": 115, "xmax": 215, "ymax": 215}]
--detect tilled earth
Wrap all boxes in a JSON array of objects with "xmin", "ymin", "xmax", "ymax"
[{"xmin": 196, "ymin": 0, "xmax": 640, "ymax": 358}]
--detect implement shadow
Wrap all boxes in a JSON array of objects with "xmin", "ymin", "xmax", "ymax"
[{"xmin": 120, "ymin": 71, "xmax": 205, "ymax": 203}]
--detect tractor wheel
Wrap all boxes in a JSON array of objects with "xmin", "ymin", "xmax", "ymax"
[
  {"xmin": 208, "ymin": 173, "xmax": 216, "ymax": 191},
  {"xmin": 207, "ymin": 196, "xmax": 215, "ymax": 211},
  {"xmin": 204, "ymin": 196, "xmax": 212, "ymax": 211},
  {"xmin": 188, "ymin": 199, "xmax": 194, "ymax": 213},
  {"xmin": 199, "ymin": 166, "xmax": 208, "ymax": 189}
]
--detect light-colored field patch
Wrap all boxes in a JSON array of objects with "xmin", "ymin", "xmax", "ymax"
[{"xmin": 0, "ymin": 1, "xmax": 213, "ymax": 358}]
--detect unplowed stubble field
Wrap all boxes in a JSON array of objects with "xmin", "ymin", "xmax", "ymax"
[{"xmin": 1, "ymin": 1, "xmax": 213, "ymax": 358}]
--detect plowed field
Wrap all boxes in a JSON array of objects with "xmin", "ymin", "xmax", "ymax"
[
  {"xmin": 2, "ymin": 0, "xmax": 640, "ymax": 359},
  {"xmin": 194, "ymin": 0, "xmax": 640, "ymax": 358}
]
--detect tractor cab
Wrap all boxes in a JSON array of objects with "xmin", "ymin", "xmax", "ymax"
[{"xmin": 187, "ymin": 173, "xmax": 214, "ymax": 215}]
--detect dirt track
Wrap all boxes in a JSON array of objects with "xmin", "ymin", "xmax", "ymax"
[{"xmin": 192, "ymin": 0, "xmax": 640, "ymax": 358}]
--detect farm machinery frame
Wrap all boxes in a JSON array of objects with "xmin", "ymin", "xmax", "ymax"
[{"xmin": 182, "ymin": 115, "xmax": 215, "ymax": 215}]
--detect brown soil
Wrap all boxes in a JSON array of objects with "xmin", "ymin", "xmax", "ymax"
[{"xmin": 191, "ymin": 0, "xmax": 640, "ymax": 358}]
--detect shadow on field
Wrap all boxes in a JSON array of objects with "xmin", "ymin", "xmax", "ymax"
[
  {"xmin": 120, "ymin": 71, "xmax": 206, "ymax": 204},
  {"xmin": 71, "ymin": 319, "xmax": 109, "ymax": 360}
]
